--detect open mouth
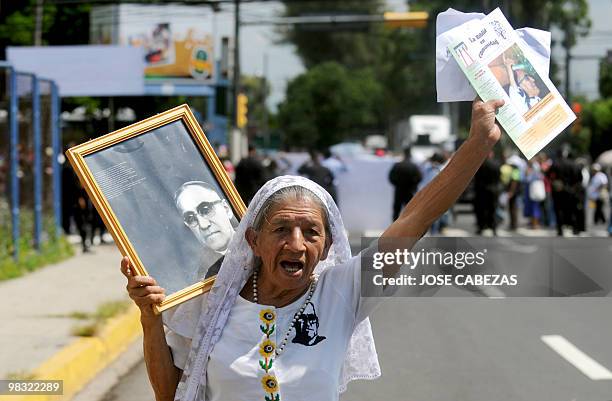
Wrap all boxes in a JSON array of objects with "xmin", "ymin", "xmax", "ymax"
[{"xmin": 280, "ymin": 260, "xmax": 304, "ymax": 274}]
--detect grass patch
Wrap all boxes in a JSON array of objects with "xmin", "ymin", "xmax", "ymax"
[
  {"xmin": 67, "ymin": 311, "xmax": 90, "ymax": 320},
  {"xmin": 0, "ymin": 209, "xmax": 75, "ymax": 281},
  {"xmin": 95, "ymin": 300, "xmax": 130, "ymax": 320},
  {"xmin": 70, "ymin": 300, "xmax": 132, "ymax": 337},
  {"xmin": 71, "ymin": 323, "xmax": 99, "ymax": 337}
]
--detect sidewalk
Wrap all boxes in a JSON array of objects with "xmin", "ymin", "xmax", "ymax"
[{"xmin": 0, "ymin": 243, "xmax": 140, "ymax": 398}]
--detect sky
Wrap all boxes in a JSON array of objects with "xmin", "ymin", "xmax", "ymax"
[{"xmin": 552, "ymin": 0, "xmax": 611, "ymax": 100}]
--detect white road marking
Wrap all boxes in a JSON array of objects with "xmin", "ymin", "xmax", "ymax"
[{"xmin": 541, "ymin": 335, "xmax": 612, "ymax": 380}]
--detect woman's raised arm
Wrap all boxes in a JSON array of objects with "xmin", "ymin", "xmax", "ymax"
[{"xmin": 382, "ymin": 98, "xmax": 504, "ymax": 241}]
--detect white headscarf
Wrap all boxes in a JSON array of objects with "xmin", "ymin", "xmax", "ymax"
[{"xmin": 164, "ymin": 175, "xmax": 380, "ymax": 401}]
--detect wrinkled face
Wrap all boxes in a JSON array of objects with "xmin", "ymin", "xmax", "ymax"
[
  {"xmin": 520, "ymin": 75, "xmax": 540, "ymax": 98},
  {"xmin": 247, "ymin": 198, "xmax": 330, "ymax": 292},
  {"xmin": 176, "ymin": 185, "xmax": 235, "ymax": 252}
]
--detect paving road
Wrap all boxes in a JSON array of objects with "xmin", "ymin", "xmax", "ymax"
[
  {"xmin": 102, "ymin": 211, "xmax": 612, "ymax": 401},
  {"xmin": 103, "ymin": 298, "xmax": 612, "ymax": 401}
]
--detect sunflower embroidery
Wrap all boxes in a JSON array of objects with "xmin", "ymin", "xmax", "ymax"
[
  {"xmin": 261, "ymin": 374, "xmax": 279, "ymax": 397},
  {"xmin": 259, "ymin": 309, "xmax": 276, "ymax": 336},
  {"xmin": 259, "ymin": 339, "xmax": 276, "ymax": 358},
  {"xmin": 257, "ymin": 309, "xmax": 280, "ymax": 400},
  {"xmin": 260, "ymin": 309, "xmax": 276, "ymax": 324}
]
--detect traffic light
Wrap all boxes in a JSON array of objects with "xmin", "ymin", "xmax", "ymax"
[
  {"xmin": 383, "ymin": 11, "xmax": 429, "ymax": 28},
  {"xmin": 237, "ymin": 93, "xmax": 248, "ymax": 129},
  {"xmin": 571, "ymin": 101, "xmax": 582, "ymax": 134}
]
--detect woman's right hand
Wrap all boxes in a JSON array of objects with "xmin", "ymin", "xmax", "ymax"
[{"xmin": 120, "ymin": 256, "xmax": 166, "ymax": 322}]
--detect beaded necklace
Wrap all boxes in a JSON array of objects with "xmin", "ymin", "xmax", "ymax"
[{"xmin": 252, "ymin": 268, "xmax": 317, "ymax": 357}]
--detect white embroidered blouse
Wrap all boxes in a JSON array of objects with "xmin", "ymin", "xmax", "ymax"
[{"xmin": 166, "ymin": 254, "xmax": 380, "ymax": 401}]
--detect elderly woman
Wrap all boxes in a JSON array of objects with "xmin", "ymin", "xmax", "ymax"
[{"xmin": 121, "ymin": 99, "xmax": 504, "ymax": 401}]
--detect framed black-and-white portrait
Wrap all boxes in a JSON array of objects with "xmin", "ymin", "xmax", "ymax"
[{"xmin": 66, "ymin": 105, "xmax": 245, "ymax": 313}]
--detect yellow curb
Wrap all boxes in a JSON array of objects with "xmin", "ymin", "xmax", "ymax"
[{"xmin": 1, "ymin": 306, "xmax": 142, "ymax": 401}]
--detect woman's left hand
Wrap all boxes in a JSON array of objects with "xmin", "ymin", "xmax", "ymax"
[{"xmin": 468, "ymin": 98, "xmax": 505, "ymax": 149}]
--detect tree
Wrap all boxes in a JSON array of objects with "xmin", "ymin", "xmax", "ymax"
[
  {"xmin": 599, "ymin": 56, "xmax": 612, "ymax": 99},
  {"xmin": 277, "ymin": 62, "xmax": 383, "ymax": 150},
  {"xmin": 279, "ymin": 0, "xmax": 385, "ymax": 69},
  {"xmin": 0, "ymin": 0, "xmax": 91, "ymax": 57},
  {"xmin": 581, "ymin": 98, "xmax": 612, "ymax": 158},
  {"xmin": 279, "ymin": 0, "xmax": 443, "ymax": 143},
  {"xmin": 241, "ymin": 74, "xmax": 271, "ymax": 132}
]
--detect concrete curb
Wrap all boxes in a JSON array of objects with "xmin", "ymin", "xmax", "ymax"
[{"xmin": 1, "ymin": 306, "xmax": 142, "ymax": 401}]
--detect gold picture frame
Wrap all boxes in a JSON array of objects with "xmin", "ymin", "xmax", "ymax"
[{"xmin": 66, "ymin": 104, "xmax": 246, "ymax": 314}]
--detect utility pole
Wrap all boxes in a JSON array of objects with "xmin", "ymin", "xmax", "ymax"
[
  {"xmin": 263, "ymin": 52, "xmax": 269, "ymax": 149},
  {"xmin": 230, "ymin": 0, "xmax": 243, "ymax": 163},
  {"xmin": 34, "ymin": 0, "xmax": 43, "ymax": 46},
  {"xmin": 565, "ymin": 48, "xmax": 571, "ymax": 102},
  {"xmin": 232, "ymin": 0, "xmax": 240, "ymax": 131}
]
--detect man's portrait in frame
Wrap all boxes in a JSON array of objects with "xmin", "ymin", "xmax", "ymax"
[{"xmin": 66, "ymin": 105, "xmax": 245, "ymax": 313}]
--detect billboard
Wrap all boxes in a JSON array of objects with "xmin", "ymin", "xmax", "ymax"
[{"xmin": 91, "ymin": 5, "xmax": 215, "ymax": 82}]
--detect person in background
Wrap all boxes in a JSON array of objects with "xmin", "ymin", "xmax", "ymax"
[
  {"xmin": 500, "ymin": 158, "xmax": 521, "ymax": 231},
  {"xmin": 474, "ymin": 150, "xmax": 500, "ymax": 235},
  {"xmin": 587, "ymin": 163, "xmax": 608, "ymax": 225},
  {"xmin": 234, "ymin": 145, "xmax": 266, "ymax": 206},
  {"xmin": 388, "ymin": 147, "xmax": 422, "ymax": 221},
  {"xmin": 576, "ymin": 158, "xmax": 590, "ymax": 233},
  {"xmin": 321, "ymin": 148, "xmax": 347, "ymax": 204},
  {"xmin": 537, "ymin": 152, "xmax": 556, "ymax": 228},
  {"xmin": 523, "ymin": 160, "xmax": 543, "ymax": 229},
  {"xmin": 549, "ymin": 148, "xmax": 583, "ymax": 236},
  {"xmin": 418, "ymin": 152, "xmax": 448, "ymax": 234},
  {"xmin": 61, "ymin": 145, "xmax": 92, "ymax": 253},
  {"xmin": 298, "ymin": 149, "xmax": 337, "ymax": 202}
]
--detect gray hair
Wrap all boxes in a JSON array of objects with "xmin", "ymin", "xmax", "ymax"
[
  {"xmin": 174, "ymin": 181, "xmax": 218, "ymax": 207},
  {"xmin": 252, "ymin": 186, "xmax": 331, "ymax": 238}
]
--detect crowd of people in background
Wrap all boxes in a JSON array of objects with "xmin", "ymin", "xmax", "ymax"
[
  {"xmin": 57, "ymin": 140, "xmax": 612, "ymax": 248},
  {"xmin": 229, "ymin": 143, "xmax": 612, "ymax": 238},
  {"xmin": 469, "ymin": 146, "xmax": 611, "ymax": 236}
]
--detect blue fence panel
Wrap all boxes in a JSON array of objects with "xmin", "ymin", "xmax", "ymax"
[
  {"xmin": 51, "ymin": 82, "xmax": 61, "ymax": 237},
  {"xmin": 16, "ymin": 73, "xmax": 35, "ymax": 251},
  {"xmin": 0, "ymin": 66, "xmax": 16, "ymax": 259},
  {"xmin": 32, "ymin": 75, "xmax": 42, "ymax": 249},
  {"xmin": 39, "ymin": 79, "xmax": 55, "ymax": 242}
]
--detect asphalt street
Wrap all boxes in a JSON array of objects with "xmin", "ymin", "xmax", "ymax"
[
  {"xmin": 102, "ymin": 210, "xmax": 612, "ymax": 401},
  {"xmin": 103, "ymin": 298, "xmax": 612, "ymax": 401}
]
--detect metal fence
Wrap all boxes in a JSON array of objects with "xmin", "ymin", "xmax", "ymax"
[{"xmin": 0, "ymin": 63, "xmax": 61, "ymax": 260}]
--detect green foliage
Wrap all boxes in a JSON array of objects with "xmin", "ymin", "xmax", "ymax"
[
  {"xmin": 71, "ymin": 323, "xmax": 98, "ymax": 337},
  {"xmin": 278, "ymin": 0, "xmax": 441, "ymax": 145},
  {"xmin": 545, "ymin": 0, "xmax": 590, "ymax": 48},
  {"xmin": 599, "ymin": 57, "xmax": 612, "ymax": 99},
  {"xmin": 279, "ymin": 0, "xmax": 386, "ymax": 69},
  {"xmin": 95, "ymin": 300, "xmax": 130, "ymax": 320},
  {"xmin": 0, "ymin": 0, "xmax": 90, "ymax": 46},
  {"xmin": 277, "ymin": 62, "xmax": 383, "ymax": 149},
  {"xmin": 70, "ymin": 300, "xmax": 131, "ymax": 337},
  {"xmin": 241, "ymin": 74, "xmax": 272, "ymax": 130},
  {"xmin": 0, "ymin": 208, "xmax": 74, "ymax": 281},
  {"xmin": 579, "ymin": 98, "xmax": 612, "ymax": 158}
]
